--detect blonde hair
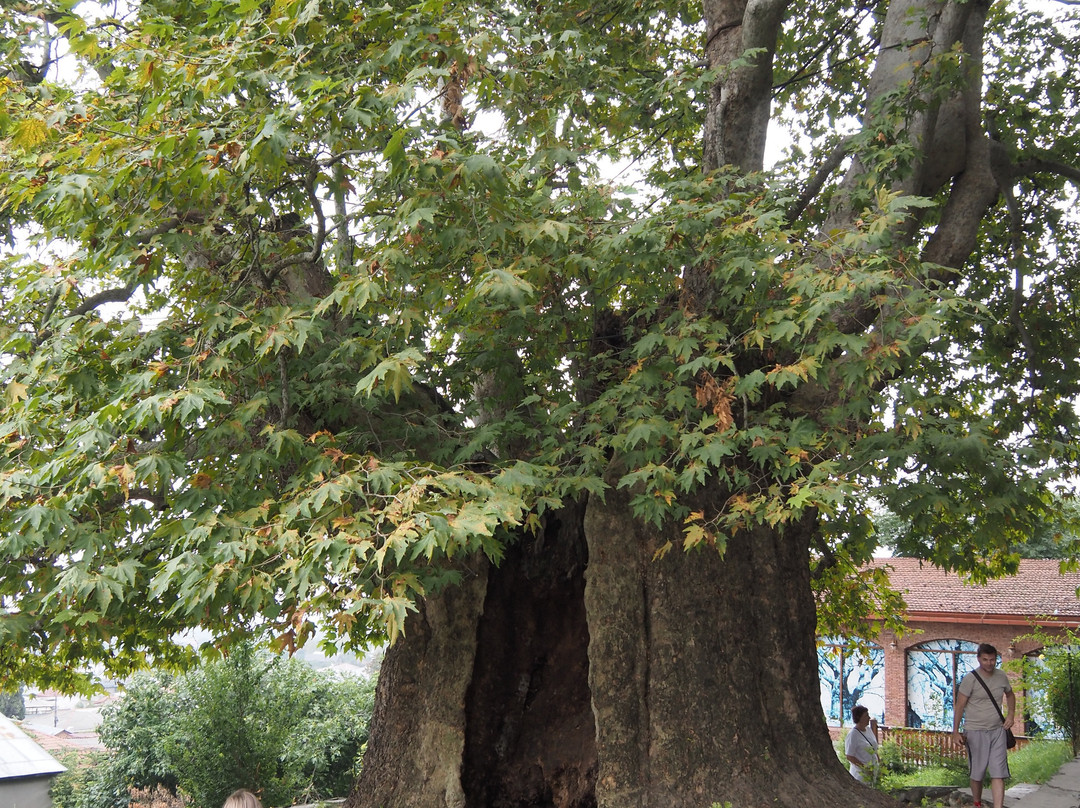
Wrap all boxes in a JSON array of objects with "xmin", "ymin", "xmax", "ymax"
[{"xmin": 222, "ymin": 790, "xmax": 263, "ymax": 808}]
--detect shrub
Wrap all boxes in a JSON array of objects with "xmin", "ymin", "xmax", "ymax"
[
  {"xmin": 51, "ymin": 749, "xmax": 128, "ymax": 808},
  {"xmin": 97, "ymin": 670, "xmax": 181, "ymax": 797},
  {"xmin": 93, "ymin": 643, "xmax": 378, "ymax": 808},
  {"xmin": 0, "ymin": 686, "xmax": 25, "ymax": 719},
  {"xmin": 1016, "ymin": 628, "xmax": 1080, "ymax": 754},
  {"xmin": 877, "ymin": 739, "xmax": 918, "ymax": 776},
  {"xmin": 1041, "ymin": 650, "xmax": 1080, "ymax": 754}
]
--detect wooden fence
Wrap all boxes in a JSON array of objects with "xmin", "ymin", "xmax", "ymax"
[{"xmin": 879, "ymin": 727, "xmax": 1029, "ymax": 768}]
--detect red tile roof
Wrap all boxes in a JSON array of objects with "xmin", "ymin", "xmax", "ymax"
[
  {"xmin": 869, "ymin": 557, "xmax": 1080, "ymax": 621},
  {"xmin": 19, "ymin": 723, "xmax": 103, "ymax": 755}
]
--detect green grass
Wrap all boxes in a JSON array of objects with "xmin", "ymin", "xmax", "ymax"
[
  {"xmin": 1009, "ymin": 740, "xmax": 1076, "ymax": 784},
  {"xmin": 879, "ymin": 740, "xmax": 1074, "ymax": 791}
]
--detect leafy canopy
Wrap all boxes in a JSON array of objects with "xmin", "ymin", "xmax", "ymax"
[{"xmin": 1, "ymin": 0, "xmax": 1079, "ymax": 687}]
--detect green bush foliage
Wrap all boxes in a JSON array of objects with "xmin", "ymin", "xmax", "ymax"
[
  {"xmin": 50, "ymin": 749, "xmax": 128, "ymax": 808},
  {"xmin": 74, "ymin": 645, "xmax": 377, "ymax": 808},
  {"xmin": 1015, "ymin": 629, "xmax": 1080, "ymax": 754},
  {"xmin": 877, "ymin": 739, "xmax": 919, "ymax": 776},
  {"xmin": 1039, "ymin": 651, "xmax": 1080, "ymax": 755},
  {"xmin": 98, "ymin": 671, "xmax": 182, "ymax": 798},
  {"xmin": 0, "ymin": 686, "xmax": 25, "ymax": 719},
  {"xmin": 163, "ymin": 643, "xmax": 375, "ymax": 807}
]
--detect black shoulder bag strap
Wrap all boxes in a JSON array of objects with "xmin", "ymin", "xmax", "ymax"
[
  {"xmin": 972, "ymin": 669, "xmax": 1016, "ymax": 748},
  {"xmin": 971, "ymin": 670, "xmax": 1006, "ymax": 725}
]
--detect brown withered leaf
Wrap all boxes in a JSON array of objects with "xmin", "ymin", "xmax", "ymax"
[
  {"xmin": 694, "ymin": 370, "xmax": 734, "ymax": 431},
  {"xmin": 442, "ymin": 56, "xmax": 478, "ymax": 130}
]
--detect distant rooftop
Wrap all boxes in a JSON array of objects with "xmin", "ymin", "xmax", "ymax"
[
  {"xmin": 869, "ymin": 557, "xmax": 1080, "ymax": 623},
  {"xmin": 0, "ymin": 713, "xmax": 67, "ymax": 781}
]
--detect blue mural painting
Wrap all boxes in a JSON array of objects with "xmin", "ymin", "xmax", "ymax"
[
  {"xmin": 906, "ymin": 639, "xmax": 979, "ymax": 730},
  {"xmin": 819, "ymin": 637, "xmax": 885, "ymax": 726}
]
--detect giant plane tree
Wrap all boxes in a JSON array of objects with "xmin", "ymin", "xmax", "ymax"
[{"xmin": 2, "ymin": 0, "xmax": 1079, "ymax": 806}]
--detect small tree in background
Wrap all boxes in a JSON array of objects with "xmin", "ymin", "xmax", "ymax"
[
  {"xmin": 282, "ymin": 668, "xmax": 378, "ymax": 799},
  {"xmin": 1016, "ymin": 628, "xmax": 1080, "ymax": 754},
  {"xmin": 98, "ymin": 671, "xmax": 181, "ymax": 800},
  {"xmin": 0, "ymin": 686, "xmax": 25, "ymax": 719},
  {"xmin": 50, "ymin": 749, "xmax": 126, "ymax": 808},
  {"xmin": 163, "ymin": 643, "xmax": 314, "ymax": 807},
  {"xmin": 1040, "ymin": 648, "xmax": 1080, "ymax": 756},
  {"xmin": 84, "ymin": 645, "xmax": 377, "ymax": 808}
]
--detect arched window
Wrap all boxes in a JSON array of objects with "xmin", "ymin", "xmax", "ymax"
[
  {"xmin": 818, "ymin": 637, "xmax": 884, "ymax": 727},
  {"xmin": 906, "ymin": 639, "xmax": 979, "ymax": 730}
]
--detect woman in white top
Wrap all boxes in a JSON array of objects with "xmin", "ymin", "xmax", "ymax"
[{"xmin": 844, "ymin": 704, "xmax": 879, "ymax": 784}]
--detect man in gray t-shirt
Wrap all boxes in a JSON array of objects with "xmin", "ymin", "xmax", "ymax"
[{"xmin": 951, "ymin": 643, "xmax": 1015, "ymax": 808}]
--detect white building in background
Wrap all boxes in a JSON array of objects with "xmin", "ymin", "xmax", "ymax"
[{"xmin": 0, "ymin": 712, "xmax": 67, "ymax": 808}]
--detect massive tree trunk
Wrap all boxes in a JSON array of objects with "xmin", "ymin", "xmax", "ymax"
[
  {"xmin": 348, "ymin": 486, "xmax": 893, "ymax": 808},
  {"xmin": 585, "ymin": 485, "xmax": 850, "ymax": 808}
]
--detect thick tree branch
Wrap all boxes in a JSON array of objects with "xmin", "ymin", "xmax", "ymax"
[
  {"xmin": 71, "ymin": 282, "xmax": 138, "ymax": 318},
  {"xmin": 34, "ymin": 280, "xmax": 138, "ymax": 349},
  {"xmin": 920, "ymin": 136, "xmax": 1002, "ymax": 272},
  {"xmin": 822, "ymin": 0, "xmax": 993, "ymax": 331},
  {"xmin": 1014, "ymin": 156, "xmax": 1080, "ymax": 185},
  {"xmin": 30, "ymin": 212, "xmax": 210, "ymax": 349},
  {"xmin": 702, "ymin": 0, "xmax": 791, "ymax": 172},
  {"xmin": 332, "ymin": 162, "xmax": 355, "ymax": 271},
  {"xmin": 278, "ymin": 349, "xmax": 292, "ymax": 426},
  {"xmin": 786, "ymin": 136, "xmax": 853, "ymax": 224},
  {"xmin": 792, "ymin": 134, "xmax": 1004, "ymax": 416},
  {"xmin": 67, "ymin": 212, "xmax": 210, "ymax": 318},
  {"xmin": 131, "ymin": 212, "xmax": 206, "ymax": 245},
  {"xmin": 5, "ymin": 58, "xmax": 51, "ymax": 85},
  {"xmin": 1002, "ymin": 182, "xmax": 1038, "ymax": 367},
  {"xmin": 39, "ymin": 288, "xmax": 61, "ymax": 333},
  {"xmin": 789, "ymin": 1, "xmax": 1000, "ymax": 417},
  {"xmin": 265, "ymin": 161, "xmax": 328, "ymax": 284}
]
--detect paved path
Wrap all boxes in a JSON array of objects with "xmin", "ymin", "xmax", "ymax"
[{"xmin": 1007, "ymin": 756, "xmax": 1080, "ymax": 808}]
